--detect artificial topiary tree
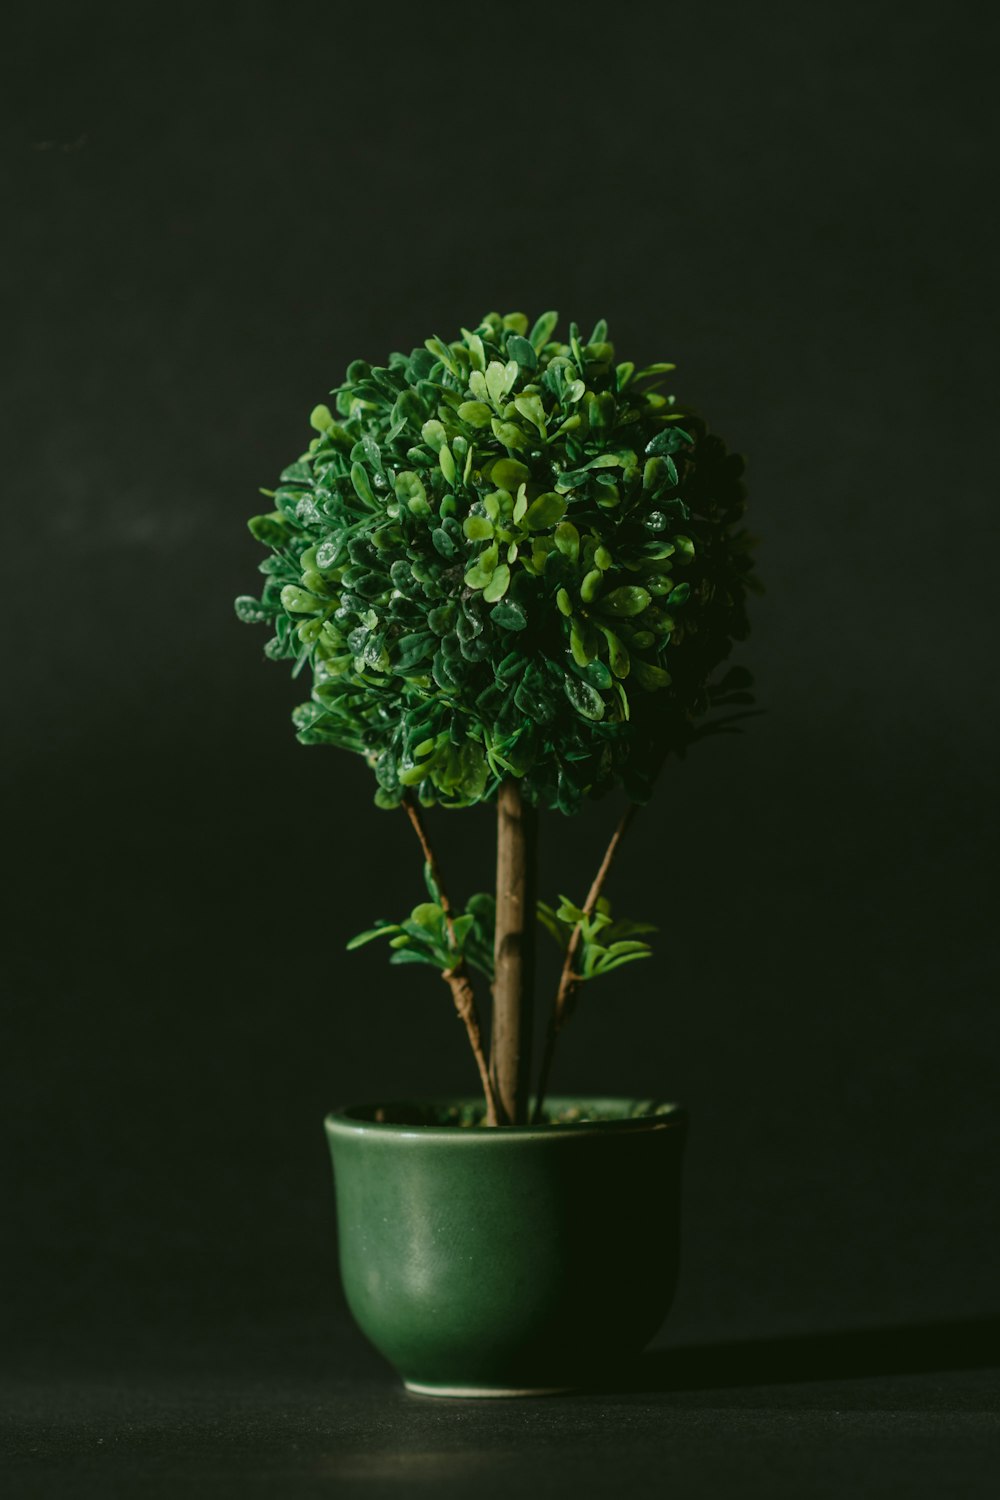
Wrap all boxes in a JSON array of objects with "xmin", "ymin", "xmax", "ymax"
[{"xmin": 236, "ymin": 311, "xmax": 757, "ymax": 1126}]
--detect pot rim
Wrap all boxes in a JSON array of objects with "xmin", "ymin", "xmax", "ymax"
[{"xmin": 324, "ymin": 1095, "xmax": 687, "ymax": 1142}]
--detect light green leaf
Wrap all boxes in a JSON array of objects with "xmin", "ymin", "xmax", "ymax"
[
  {"xmin": 483, "ymin": 564, "xmax": 511, "ymax": 602},
  {"xmin": 492, "ymin": 458, "xmax": 531, "ymax": 491},
  {"xmin": 458, "ymin": 400, "xmax": 493, "ymax": 428},
  {"xmin": 461, "ymin": 330, "xmax": 486, "ymax": 371},
  {"xmin": 346, "ymin": 924, "xmax": 401, "ymax": 950},
  {"xmin": 570, "ymin": 619, "xmax": 596, "ymax": 667},
  {"xmin": 514, "ymin": 393, "xmax": 546, "ymax": 434},
  {"xmin": 524, "ymin": 492, "xmax": 566, "ymax": 531},
  {"xmin": 425, "ymin": 335, "xmax": 459, "ymax": 375},
  {"xmin": 439, "ymin": 445, "xmax": 457, "ymax": 485},
  {"xmin": 485, "ymin": 361, "xmax": 508, "ymax": 408},
  {"xmin": 528, "ymin": 310, "xmax": 559, "ymax": 352},
  {"xmin": 350, "ymin": 463, "xmax": 375, "ymax": 506},
  {"xmin": 464, "ymin": 542, "xmax": 499, "ymax": 590},
  {"xmin": 491, "ymin": 418, "xmax": 529, "ymax": 451},
  {"xmin": 395, "ymin": 471, "xmax": 430, "ymax": 516},
  {"xmin": 281, "ymin": 585, "xmax": 324, "ymax": 613},
  {"xmin": 599, "ymin": 626, "xmax": 630, "ymax": 678},
  {"xmin": 580, "ymin": 569, "xmax": 603, "ymax": 603},
  {"xmin": 309, "ymin": 403, "xmax": 336, "ymax": 433},
  {"xmin": 600, "ymin": 586, "xmax": 651, "ymax": 617},
  {"xmin": 554, "ymin": 520, "xmax": 580, "ymax": 560},
  {"xmin": 556, "ymin": 896, "xmax": 586, "ymax": 924}
]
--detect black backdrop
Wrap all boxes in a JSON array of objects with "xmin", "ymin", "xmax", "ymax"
[{"xmin": 3, "ymin": 0, "xmax": 998, "ymax": 1385}]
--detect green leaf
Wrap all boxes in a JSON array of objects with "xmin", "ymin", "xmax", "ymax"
[
  {"xmin": 409, "ymin": 902, "xmax": 444, "ymax": 931},
  {"xmin": 632, "ymin": 659, "xmax": 672, "ymax": 690},
  {"xmin": 421, "ymin": 419, "xmax": 447, "ymax": 452},
  {"xmin": 536, "ymin": 901, "xmax": 568, "ymax": 949},
  {"xmin": 346, "ymin": 924, "xmax": 401, "ymax": 950},
  {"xmin": 528, "ymin": 310, "xmax": 559, "ymax": 352},
  {"xmin": 564, "ymin": 675, "xmax": 605, "ymax": 721},
  {"xmin": 461, "ymin": 329, "xmax": 487, "ymax": 370},
  {"xmin": 580, "ymin": 569, "xmax": 603, "ymax": 603},
  {"xmin": 281, "ymin": 585, "xmax": 324, "ymax": 614},
  {"xmin": 554, "ymin": 521, "xmax": 580, "ymax": 560},
  {"xmin": 600, "ymin": 586, "xmax": 651, "ymax": 617},
  {"xmin": 554, "ymin": 467, "xmax": 591, "ymax": 493},
  {"xmin": 309, "ymin": 403, "xmax": 336, "ymax": 433},
  {"xmin": 247, "ymin": 512, "xmax": 288, "ymax": 546},
  {"xmin": 483, "ymin": 564, "xmax": 511, "ymax": 602},
  {"xmin": 491, "ymin": 419, "xmax": 530, "ymax": 451},
  {"xmin": 234, "ymin": 595, "xmax": 270, "ymax": 624},
  {"xmin": 524, "ymin": 492, "xmax": 566, "ymax": 531},
  {"xmin": 598, "ymin": 626, "xmax": 630, "ymax": 678},
  {"xmin": 485, "ymin": 361, "xmax": 508, "ymax": 408},
  {"xmin": 425, "ymin": 335, "xmax": 459, "ymax": 375},
  {"xmin": 491, "ymin": 458, "xmax": 531, "ymax": 491},
  {"xmin": 393, "ymin": 632, "xmax": 436, "ymax": 671},
  {"xmin": 350, "ymin": 463, "xmax": 376, "ymax": 506},
  {"xmin": 556, "ymin": 896, "xmax": 586, "ymax": 924},
  {"xmin": 592, "ymin": 941, "xmax": 654, "ymax": 975},
  {"xmin": 507, "ymin": 334, "xmax": 538, "ymax": 370},
  {"xmin": 458, "ymin": 401, "xmax": 493, "ymax": 428},
  {"xmin": 490, "ymin": 600, "xmax": 527, "ymax": 631},
  {"xmin": 463, "ymin": 515, "xmax": 494, "ymax": 541},
  {"xmin": 389, "ymin": 948, "xmax": 442, "ymax": 968},
  {"xmin": 436, "ymin": 445, "xmax": 455, "ymax": 485},
  {"xmin": 570, "ymin": 619, "xmax": 597, "ymax": 667},
  {"xmin": 514, "ymin": 393, "xmax": 546, "ymax": 434},
  {"xmin": 394, "ymin": 471, "xmax": 430, "ymax": 515}
]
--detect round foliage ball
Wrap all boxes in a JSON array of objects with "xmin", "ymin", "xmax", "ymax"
[{"xmin": 236, "ymin": 311, "xmax": 756, "ymax": 814}]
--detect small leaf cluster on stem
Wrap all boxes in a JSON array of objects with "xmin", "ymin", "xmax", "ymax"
[{"xmin": 397, "ymin": 778, "xmax": 639, "ymax": 1126}]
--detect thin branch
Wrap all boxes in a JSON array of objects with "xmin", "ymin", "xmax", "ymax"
[
  {"xmin": 401, "ymin": 793, "xmax": 458, "ymax": 948},
  {"xmin": 400, "ymin": 793, "xmax": 500, "ymax": 1125},
  {"xmin": 531, "ymin": 803, "xmax": 638, "ymax": 1124},
  {"xmin": 443, "ymin": 968, "xmax": 499, "ymax": 1127}
]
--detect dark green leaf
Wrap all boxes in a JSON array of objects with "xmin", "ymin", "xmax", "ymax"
[
  {"xmin": 490, "ymin": 600, "xmax": 527, "ymax": 631},
  {"xmin": 507, "ymin": 334, "xmax": 538, "ymax": 370},
  {"xmin": 564, "ymin": 675, "xmax": 605, "ymax": 721}
]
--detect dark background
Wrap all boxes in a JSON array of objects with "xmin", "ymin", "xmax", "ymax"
[{"xmin": 3, "ymin": 1, "xmax": 998, "ymax": 1492}]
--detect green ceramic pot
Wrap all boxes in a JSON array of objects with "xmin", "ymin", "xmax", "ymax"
[{"xmin": 324, "ymin": 1096, "xmax": 687, "ymax": 1397}]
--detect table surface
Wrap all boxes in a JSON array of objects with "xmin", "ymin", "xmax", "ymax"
[{"xmin": 4, "ymin": 1309, "xmax": 998, "ymax": 1499}]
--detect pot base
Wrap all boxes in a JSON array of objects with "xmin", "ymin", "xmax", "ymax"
[{"xmin": 404, "ymin": 1379, "xmax": 577, "ymax": 1399}]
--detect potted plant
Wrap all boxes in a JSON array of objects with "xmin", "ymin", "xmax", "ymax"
[{"xmin": 235, "ymin": 310, "xmax": 757, "ymax": 1396}]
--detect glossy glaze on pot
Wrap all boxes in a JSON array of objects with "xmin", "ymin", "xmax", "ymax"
[{"xmin": 325, "ymin": 1097, "xmax": 687, "ymax": 1397}]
